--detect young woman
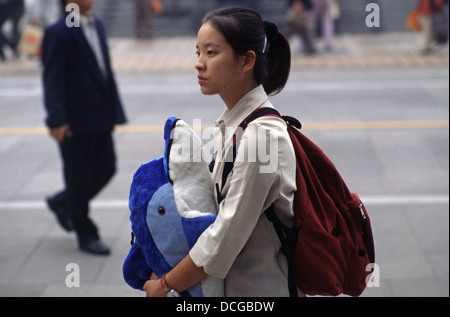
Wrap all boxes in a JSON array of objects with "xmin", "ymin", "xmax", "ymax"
[{"xmin": 144, "ymin": 6, "xmax": 301, "ymax": 297}]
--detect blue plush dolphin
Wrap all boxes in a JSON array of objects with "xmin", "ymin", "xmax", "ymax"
[{"xmin": 123, "ymin": 117, "xmax": 222, "ymax": 297}]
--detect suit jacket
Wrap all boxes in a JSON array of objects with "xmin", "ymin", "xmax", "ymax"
[{"xmin": 42, "ymin": 15, "xmax": 127, "ymax": 135}]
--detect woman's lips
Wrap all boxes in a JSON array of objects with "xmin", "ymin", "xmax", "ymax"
[{"xmin": 197, "ymin": 75, "xmax": 207, "ymax": 85}]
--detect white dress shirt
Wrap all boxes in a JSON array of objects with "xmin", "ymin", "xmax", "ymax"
[
  {"xmin": 80, "ymin": 15, "xmax": 107, "ymax": 79},
  {"xmin": 189, "ymin": 85, "xmax": 299, "ymax": 296}
]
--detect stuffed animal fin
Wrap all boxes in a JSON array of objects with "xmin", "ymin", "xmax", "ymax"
[
  {"xmin": 122, "ymin": 244, "xmax": 152, "ymax": 290},
  {"xmin": 165, "ymin": 119, "xmax": 217, "ymax": 219}
]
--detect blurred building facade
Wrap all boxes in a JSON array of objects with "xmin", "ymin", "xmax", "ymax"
[{"xmin": 90, "ymin": 0, "xmax": 427, "ymax": 38}]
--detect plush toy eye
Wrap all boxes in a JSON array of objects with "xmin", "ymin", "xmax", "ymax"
[{"xmin": 158, "ymin": 206, "xmax": 166, "ymax": 215}]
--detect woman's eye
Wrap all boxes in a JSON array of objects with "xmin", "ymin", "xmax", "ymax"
[{"xmin": 195, "ymin": 50, "xmax": 216, "ymax": 57}]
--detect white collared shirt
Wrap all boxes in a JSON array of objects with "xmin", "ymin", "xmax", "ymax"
[
  {"xmin": 189, "ymin": 85, "xmax": 298, "ymax": 296},
  {"xmin": 80, "ymin": 15, "xmax": 107, "ymax": 79}
]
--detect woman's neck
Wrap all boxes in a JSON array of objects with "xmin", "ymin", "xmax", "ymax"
[{"xmin": 221, "ymin": 82, "xmax": 258, "ymax": 111}]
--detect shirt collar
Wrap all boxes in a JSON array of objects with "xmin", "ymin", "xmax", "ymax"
[
  {"xmin": 80, "ymin": 14, "xmax": 95, "ymax": 29},
  {"xmin": 215, "ymin": 85, "xmax": 271, "ymax": 129}
]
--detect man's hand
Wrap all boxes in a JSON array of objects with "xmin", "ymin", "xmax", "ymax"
[{"xmin": 49, "ymin": 124, "xmax": 71, "ymax": 143}]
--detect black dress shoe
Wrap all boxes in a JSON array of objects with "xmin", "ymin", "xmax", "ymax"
[
  {"xmin": 79, "ymin": 239, "xmax": 111, "ymax": 256},
  {"xmin": 46, "ymin": 196, "xmax": 73, "ymax": 232}
]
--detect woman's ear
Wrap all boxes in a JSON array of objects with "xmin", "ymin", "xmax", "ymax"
[{"xmin": 241, "ymin": 50, "xmax": 256, "ymax": 73}]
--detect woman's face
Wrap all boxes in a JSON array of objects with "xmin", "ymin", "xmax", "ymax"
[{"xmin": 195, "ymin": 22, "xmax": 245, "ymax": 103}]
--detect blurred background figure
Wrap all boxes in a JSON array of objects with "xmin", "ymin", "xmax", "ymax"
[
  {"xmin": 133, "ymin": 0, "xmax": 163, "ymax": 39},
  {"xmin": 308, "ymin": 0, "xmax": 336, "ymax": 52},
  {"xmin": 8, "ymin": 0, "xmax": 25, "ymax": 54},
  {"xmin": 1, "ymin": 0, "xmax": 25, "ymax": 61},
  {"xmin": 219, "ymin": 0, "xmax": 251, "ymax": 8},
  {"xmin": 30, "ymin": 0, "xmax": 64, "ymax": 28},
  {"xmin": 416, "ymin": 0, "xmax": 448, "ymax": 54},
  {"xmin": 282, "ymin": 0, "xmax": 316, "ymax": 55},
  {"xmin": 0, "ymin": 0, "xmax": 13, "ymax": 62}
]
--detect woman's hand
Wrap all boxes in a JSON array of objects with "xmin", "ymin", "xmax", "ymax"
[
  {"xmin": 142, "ymin": 255, "xmax": 207, "ymax": 297},
  {"xmin": 143, "ymin": 272, "xmax": 166, "ymax": 297}
]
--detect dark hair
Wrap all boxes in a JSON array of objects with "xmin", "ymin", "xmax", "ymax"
[{"xmin": 202, "ymin": 6, "xmax": 291, "ymax": 96}]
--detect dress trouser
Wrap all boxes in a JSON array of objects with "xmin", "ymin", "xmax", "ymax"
[
  {"xmin": 308, "ymin": 0, "xmax": 334, "ymax": 49},
  {"xmin": 419, "ymin": 15, "xmax": 433, "ymax": 51},
  {"xmin": 134, "ymin": 0, "xmax": 152, "ymax": 38},
  {"xmin": 57, "ymin": 132, "xmax": 116, "ymax": 245}
]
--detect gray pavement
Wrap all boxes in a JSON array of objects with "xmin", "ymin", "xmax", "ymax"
[{"xmin": 0, "ymin": 32, "xmax": 449, "ymax": 298}]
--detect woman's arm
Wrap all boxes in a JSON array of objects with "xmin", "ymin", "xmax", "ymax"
[{"xmin": 143, "ymin": 254, "xmax": 208, "ymax": 297}]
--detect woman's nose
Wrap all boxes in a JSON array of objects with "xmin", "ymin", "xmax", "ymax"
[{"xmin": 195, "ymin": 57, "xmax": 205, "ymax": 71}]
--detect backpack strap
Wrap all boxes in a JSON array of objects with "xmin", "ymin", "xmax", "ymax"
[
  {"xmin": 214, "ymin": 108, "xmax": 283, "ymax": 203},
  {"xmin": 240, "ymin": 107, "xmax": 283, "ymax": 129},
  {"xmin": 265, "ymin": 206, "xmax": 299, "ymax": 297},
  {"xmin": 218, "ymin": 107, "xmax": 301, "ymax": 297},
  {"xmin": 220, "ymin": 107, "xmax": 287, "ymax": 190},
  {"xmin": 219, "ymin": 107, "xmax": 302, "ymax": 191}
]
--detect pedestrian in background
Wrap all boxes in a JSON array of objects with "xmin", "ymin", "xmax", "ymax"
[
  {"xmin": 416, "ymin": 0, "xmax": 447, "ymax": 54},
  {"xmin": 133, "ymin": 0, "xmax": 163, "ymax": 39},
  {"xmin": 41, "ymin": 0, "xmax": 127, "ymax": 255},
  {"xmin": 8, "ymin": 0, "xmax": 24, "ymax": 54},
  {"xmin": 308, "ymin": 0, "xmax": 335, "ymax": 52},
  {"xmin": 0, "ymin": 0, "xmax": 24, "ymax": 61},
  {"xmin": 0, "ymin": 0, "xmax": 13, "ymax": 62},
  {"xmin": 282, "ymin": 0, "xmax": 316, "ymax": 55}
]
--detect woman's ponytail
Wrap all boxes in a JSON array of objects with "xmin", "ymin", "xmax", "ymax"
[{"xmin": 262, "ymin": 21, "xmax": 291, "ymax": 96}]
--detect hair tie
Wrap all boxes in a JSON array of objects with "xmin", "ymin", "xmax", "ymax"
[{"xmin": 261, "ymin": 36, "xmax": 268, "ymax": 54}]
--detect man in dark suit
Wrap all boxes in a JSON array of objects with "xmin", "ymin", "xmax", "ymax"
[{"xmin": 41, "ymin": 0, "xmax": 127, "ymax": 255}]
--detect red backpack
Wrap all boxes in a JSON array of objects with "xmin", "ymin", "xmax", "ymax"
[{"xmin": 223, "ymin": 107, "xmax": 375, "ymax": 297}]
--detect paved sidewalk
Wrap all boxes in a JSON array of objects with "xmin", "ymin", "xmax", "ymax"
[
  {"xmin": 0, "ymin": 31, "xmax": 448, "ymax": 74},
  {"xmin": 0, "ymin": 31, "xmax": 448, "ymax": 298},
  {"xmin": 110, "ymin": 32, "xmax": 450, "ymax": 71}
]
